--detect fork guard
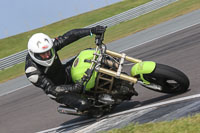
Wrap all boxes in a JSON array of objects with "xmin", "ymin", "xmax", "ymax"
[{"xmin": 131, "ymin": 61, "xmax": 156, "ymax": 84}]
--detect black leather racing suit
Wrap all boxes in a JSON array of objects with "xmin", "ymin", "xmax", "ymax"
[{"xmin": 25, "ymin": 28, "xmax": 93, "ymax": 111}]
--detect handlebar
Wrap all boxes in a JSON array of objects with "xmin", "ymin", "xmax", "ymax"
[
  {"xmin": 95, "ymin": 26, "xmax": 107, "ymax": 46},
  {"xmin": 81, "ymin": 26, "xmax": 107, "ymax": 92}
]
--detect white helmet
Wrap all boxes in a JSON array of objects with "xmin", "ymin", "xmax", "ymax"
[{"xmin": 28, "ymin": 33, "xmax": 55, "ymax": 67}]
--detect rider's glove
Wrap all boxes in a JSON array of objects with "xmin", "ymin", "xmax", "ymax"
[
  {"xmin": 55, "ymin": 82, "xmax": 83, "ymax": 95},
  {"xmin": 54, "ymin": 85, "xmax": 69, "ymax": 96},
  {"xmin": 91, "ymin": 25, "xmax": 106, "ymax": 35}
]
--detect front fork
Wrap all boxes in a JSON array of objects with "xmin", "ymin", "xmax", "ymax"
[{"xmin": 95, "ymin": 49, "xmax": 142, "ymax": 84}]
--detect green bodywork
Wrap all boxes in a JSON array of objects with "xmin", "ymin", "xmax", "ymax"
[
  {"xmin": 71, "ymin": 49, "xmax": 98, "ymax": 91},
  {"xmin": 131, "ymin": 61, "xmax": 156, "ymax": 84}
]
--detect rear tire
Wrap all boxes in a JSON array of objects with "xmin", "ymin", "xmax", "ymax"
[{"xmin": 142, "ymin": 63, "xmax": 190, "ymax": 94}]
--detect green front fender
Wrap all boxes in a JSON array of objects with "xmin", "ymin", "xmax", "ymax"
[{"xmin": 131, "ymin": 61, "xmax": 156, "ymax": 84}]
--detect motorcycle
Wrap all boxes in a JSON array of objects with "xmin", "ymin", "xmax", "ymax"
[{"xmin": 57, "ymin": 29, "xmax": 190, "ymax": 117}]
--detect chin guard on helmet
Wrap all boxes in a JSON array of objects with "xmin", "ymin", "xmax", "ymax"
[{"xmin": 34, "ymin": 48, "xmax": 54, "ymax": 61}]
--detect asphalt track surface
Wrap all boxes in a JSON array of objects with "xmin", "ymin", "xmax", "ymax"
[{"xmin": 1, "ymin": 23, "xmax": 200, "ymax": 133}]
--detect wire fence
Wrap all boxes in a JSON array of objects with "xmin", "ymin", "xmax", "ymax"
[{"xmin": 0, "ymin": 0, "xmax": 178, "ymax": 70}]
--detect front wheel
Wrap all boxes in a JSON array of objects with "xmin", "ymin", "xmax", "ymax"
[{"xmin": 141, "ymin": 63, "xmax": 190, "ymax": 94}]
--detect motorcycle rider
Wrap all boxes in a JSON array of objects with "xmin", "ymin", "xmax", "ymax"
[{"xmin": 25, "ymin": 25, "xmax": 106, "ymax": 112}]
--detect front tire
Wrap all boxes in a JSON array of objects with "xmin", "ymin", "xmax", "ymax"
[{"xmin": 142, "ymin": 63, "xmax": 190, "ymax": 94}]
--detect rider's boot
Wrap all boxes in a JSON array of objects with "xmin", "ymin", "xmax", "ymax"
[
  {"xmin": 58, "ymin": 93, "xmax": 104, "ymax": 118},
  {"xmin": 57, "ymin": 93, "xmax": 91, "ymax": 112}
]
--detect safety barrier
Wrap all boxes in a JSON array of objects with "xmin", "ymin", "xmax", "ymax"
[{"xmin": 0, "ymin": 0, "xmax": 178, "ymax": 70}]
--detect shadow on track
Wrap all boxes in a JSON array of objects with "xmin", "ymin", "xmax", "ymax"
[{"xmin": 59, "ymin": 93, "xmax": 181, "ymax": 126}]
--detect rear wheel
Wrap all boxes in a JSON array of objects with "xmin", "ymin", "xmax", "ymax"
[{"xmin": 141, "ymin": 63, "xmax": 190, "ymax": 94}]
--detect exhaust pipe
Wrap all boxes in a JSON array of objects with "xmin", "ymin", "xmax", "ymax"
[{"xmin": 57, "ymin": 106, "xmax": 83, "ymax": 115}]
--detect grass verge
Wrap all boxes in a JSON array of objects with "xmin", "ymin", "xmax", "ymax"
[
  {"xmin": 0, "ymin": 0, "xmax": 200, "ymax": 83},
  {"xmin": 105, "ymin": 113, "xmax": 200, "ymax": 133},
  {"xmin": 0, "ymin": 63, "xmax": 25, "ymax": 83}
]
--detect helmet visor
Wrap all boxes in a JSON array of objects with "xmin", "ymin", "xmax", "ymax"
[{"xmin": 34, "ymin": 48, "xmax": 55, "ymax": 61}]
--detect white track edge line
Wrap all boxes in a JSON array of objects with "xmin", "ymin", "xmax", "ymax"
[
  {"xmin": 109, "ymin": 93, "xmax": 200, "ymax": 117},
  {"xmin": 38, "ymin": 94, "xmax": 200, "ymax": 133},
  {"xmin": 0, "ymin": 83, "xmax": 31, "ymax": 97}
]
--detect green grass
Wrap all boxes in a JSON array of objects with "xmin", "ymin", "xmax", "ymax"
[
  {"xmin": 0, "ymin": 0, "xmax": 200, "ymax": 83},
  {"xmin": 105, "ymin": 113, "xmax": 200, "ymax": 133},
  {"xmin": 0, "ymin": 63, "xmax": 25, "ymax": 83}
]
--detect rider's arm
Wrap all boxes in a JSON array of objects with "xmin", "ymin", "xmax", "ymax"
[
  {"xmin": 53, "ymin": 26, "xmax": 106, "ymax": 51},
  {"xmin": 53, "ymin": 28, "xmax": 92, "ymax": 51}
]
